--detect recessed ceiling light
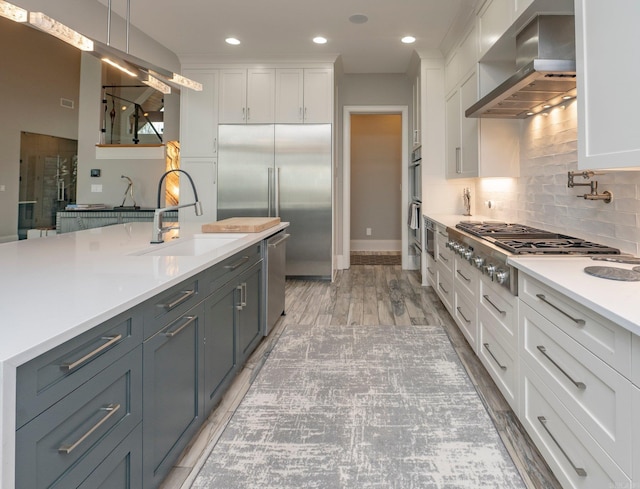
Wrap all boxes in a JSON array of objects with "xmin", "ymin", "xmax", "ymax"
[
  {"xmin": 562, "ymin": 95, "xmax": 572, "ymax": 100},
  {"xmin": 349, "ymin": 13, "xmax": 368, "ymax": 24},
  {"xmin": 401, "ymin": 36, "xmax": 416, "ymax": 44},
  {"xmin": 313, "ymin": 36, "xmax": 327, "ymax": 44},
  {"xmin": 225, "ymin": 37, "xmax": 241, "ymax": 45}
]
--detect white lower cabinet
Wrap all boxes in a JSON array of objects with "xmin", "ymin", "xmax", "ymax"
[
  {"xmin": 454, "ymin": 288, "xmax": 477, "ymax": 350},
  {"xmin": 633, "ymin": 386, "xmax": 640, "ymax": 482},
  {"xmin": 520, "ymin": 362, "xmax": 631, "ymax": 489}
]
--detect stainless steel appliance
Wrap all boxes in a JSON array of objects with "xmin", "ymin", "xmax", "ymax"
[
  {"xmin": 265, "ymin": 231, "xmax": 289, "ymax": 335},
  {"xmin": 424, "ymin": 217, "xmax": 435, "ymax": 259},
  {"xmin": 410, "ymin": 145, "xmax": 422, "ymax": 203},
  {"xmin": 217, "ymin": 124, "xmax": 332, "ymax": 279},
  {"xmin": 447, "ymin": 221, "xmax": 620, "ymax": 295}
]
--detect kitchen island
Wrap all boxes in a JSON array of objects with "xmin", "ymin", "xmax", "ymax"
[{"xmin": 0, "ymin": 220, "xmax": 288, "ymax": 488}]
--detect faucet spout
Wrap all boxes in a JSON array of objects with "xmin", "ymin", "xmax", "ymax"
[{"xmin": 151, "ymin": 169, "xmax": 203, "ymax": 243}]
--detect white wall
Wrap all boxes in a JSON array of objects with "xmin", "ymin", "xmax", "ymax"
[{"xmin": 476, "ymin": 99, "xmax": 640, "ymax": 256}]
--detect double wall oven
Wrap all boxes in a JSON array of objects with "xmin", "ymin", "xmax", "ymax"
[{"xmin": 446, "ymin": 221, "xmax": 620, "ymax": 296}]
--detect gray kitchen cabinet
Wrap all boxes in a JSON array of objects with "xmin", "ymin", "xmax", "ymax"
[
  {"xmin": 236, "ymin": 261, "xmax": 264, "ymax": 363},
  {"xmin": 142, "ymin": 301, "xmax": 205, "ymax": 489},
  {"xmin": 15, "ymin": 346, "xmax": 143, "ymax": 489}
]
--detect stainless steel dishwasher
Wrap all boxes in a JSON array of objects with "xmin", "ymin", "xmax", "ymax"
[{"xmin": 265, "ymin": 231, "xmax": 289, "ymax": 335}]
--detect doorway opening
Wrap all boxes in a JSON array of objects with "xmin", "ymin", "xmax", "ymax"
[
  {"xmin": 342, "ymin": 106, "xmax": 409, "ymax": 269},
  {"xmin": 18, "ymin": 132, "xmax": 78, "ymax": 239}
]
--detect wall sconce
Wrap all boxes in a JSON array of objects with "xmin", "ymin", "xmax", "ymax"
[{"xmin": 567, "ymin": 170, "xmax": 612, "ymax": 203}]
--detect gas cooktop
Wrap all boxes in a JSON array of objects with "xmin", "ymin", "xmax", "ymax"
[{"xmin": 455, "ymin": 221, "xmax": 620, "ymax": 256}]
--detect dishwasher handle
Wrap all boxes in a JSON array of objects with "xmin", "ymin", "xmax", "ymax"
[{"xmin": 268, "ymin": 233, "xmax": 290, "ymax": 248}]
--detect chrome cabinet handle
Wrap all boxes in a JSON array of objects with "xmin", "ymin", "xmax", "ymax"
[
  {"xmin": 537, "ymin": 345, "xmax": 586, "ymax": 390},
  {"xmin": 456, "ymin": 306, "xmax": 471, "ymax": 324},
  {"xmin": 538, "ymin": 416, "xmax": 587, "ymax": 477},
  {"xmin": 242, "ymin": 107, "xmax": 246, "ymax": 120},
  {"xmin": 164, "ymin": 316, "xmax": 197, "ymax": 338},
  {"xmin": 60, "ymin": 334, "xmax": 123, "ymax": 371},
  {"xmin": 236, "ymin": 283, "xmax": 247, "ymax": 310},
  {"xmin": 456, "ymin": 269, "xmax": 471, "ymax": 282},
  {"xmin": 427, "ymin": 266, "xmax": 435, "ymax": 276},
  {"xmin": 304, "ymin": 107, "xmax": 308, "ymax": 121},
  {"xmin": 438, "ymin": 253, "xmax": 449, "ymax": 263},
  {"xmin": 438, "ymin": 231, "xmax": 448, "ymax": 238},
  {"xmin": 483, "ymin": 294, "xmax": 506, "ymax": 316},
  {"xmin": 213, "ymin": 137, "xmax": 217, "ymax": 153},
  {"xmin": 267, "ymin": 167, "xmax": 273, "ymax": 216},
  {"xmin": 455, "ymin": 147, "xmax": 461, "ymax": 173},
  {"xmin": 58, "ymin": 403, "xmax": 121, "ymax": 454},
  {"xmin": 438, "ymin": 283, "xmax": 449, "ymax": 295},
  {"xmin": 299, "ymin": 107, "xmax": 303, "ymax": 121},
  {"xmin": 535, "ymin": 294, "xmax": 586, "ymax": 326},
  {"xmin": 483, "ymin": 343, "xmax": 507, "ymax": 370},
  {"xmin": 162, "ymin": 289, "xmax": 195, "ymax": 311},
  {"xmin": 275, "ymin": 167, "xmax": 281, "ymax": 217},
  {"xmin": 224, "ymin": 256, "xmax": 250, "ymax": 271},
  {"xmin": 247, "ymin": 107, "xmax": 251, "ymax": 121}
]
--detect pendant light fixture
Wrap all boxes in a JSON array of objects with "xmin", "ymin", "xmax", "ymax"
[
  {"xmin": 0, "ymin": 0, "xmax": 27, "ymax": 22},
  {"xmin": 28, "ymin": 11, "xmax": 94, "ymax": 51}
]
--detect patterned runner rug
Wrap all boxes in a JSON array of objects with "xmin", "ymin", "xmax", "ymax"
[{"xmin": 192, "ymin": 324, "xmax": 525, "ymax": 488}]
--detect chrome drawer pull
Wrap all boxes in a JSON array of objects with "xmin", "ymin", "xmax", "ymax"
[
  {"xmin": 438, "ymin": 283, "xmax": 449, "ymax": 295},
  {"xmin": 483, "ymin": 294, "xmax": 506, "ymax": 316},
  {"xmin": 456, "ymin": 307, "xmax": 471, "ymax": 324},
  {"xmin": 456, "ymin": 270, "xmax": 471, "ymax": 282},
  {"xmin": 268, "ymin": 234, "xmax": 291, "ymax": 248},
  {"xmin": 58, "ymin": 403, "xmax": 121, "ymax": 454},
  {"xmin": 537, "ymin": 416, "xmax": 587, "ymax": 477},
  {"xmin": 535, "ymin": 294, "xmax": 586, "ymax": 326},
  {"xmin": 224, "ymin": 255, "xmax": 250, "ymax": 270},
  {"xmin": 162, "ymin": 289, "xmax": 195, "ymax": 311},
  {"xmin": 438, "ymin": 253, "xmax": 449, "ymax": 263},
  {"xmin": 483, "ymin": 343, "xmax": 507, "ymax": 370},
  {"xmin": 438, "ymin": 231, "xmax": 448, "ymax": 238},
  {"xmin": 164, "ymin": 316, "xmax": 197, "ymax": 338},
  {"xmin": 537, "ymin": 346, "xmax": 586, "ymax": 390},
  {"xmin": 427, "ymin": 267, "xmax": 435, "ymax": 276},
  {"xmin": 60, "ymin": 334, "xmax": 123, "ymax": 371},
  {"xmin": 235, "ymin": 283, "xmax": 247, "ymax": 310}
]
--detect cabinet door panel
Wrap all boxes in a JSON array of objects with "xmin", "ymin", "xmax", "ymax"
[
  {"xmin": 576, "ymin": 0, "xmax": 640, "ymax": 169},
  {"xmin": 180, "ymin": 70, "xmax": 218, "ymax": 157},
  {"xmin": 247, "ymin": 68, "xmax": 275, "ymax": 123},
  {"xmin": 275, "ymin": 69, "xmax": 304, "ymax": 122},
  {"xmin": 237, "ymin": 262, "xmax": 263, "ymax": 362},
  {"xmin": 203, "ymin": 282, "xmax": 237, "ymax": 413},
  {"xmin": 303, "ymin": 69, "xmax": 332, "ymax": 123},
  {"xmin": 459, "ymin": 71, "xmax": 478, "ymax": 177},
  {"xmin": 143, "ymin": 303, "xmax": 204, "ymax": 489},
  {"xmin": 219, "ymin": 69, "xmax": 247, "ymax": 123},
  {"xmin": 445, "ymin": 89, "xmax": 461, "ymax": 177}
]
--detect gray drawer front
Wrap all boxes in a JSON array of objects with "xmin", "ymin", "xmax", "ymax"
[
  {"xmin": 16, "ymin": 309, "xmax": 142, "ymax": 428},
  {"xmin": 16, "ymin": 346, "xmax": 143, "ymax": 489},
  {"xmin": 143, "ymin": 275, "xmax": 201, "ymax": 339},
  {"xmin": 202, "ymin": 244, "xmax": 262, "ymax": 295}
]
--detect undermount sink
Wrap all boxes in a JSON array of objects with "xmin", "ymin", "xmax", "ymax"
[{"xmin": 133, "ymin": 234, "xmax": 247, "ymax": 257}]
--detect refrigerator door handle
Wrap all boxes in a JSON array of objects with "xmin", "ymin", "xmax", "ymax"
[
  {"xmin": 275, "ymin": 167, "xmax": 281, "ymax": 217},
  {"xmin": 267, "ymin": 167, "xmax": 273, "ymax": 217}
]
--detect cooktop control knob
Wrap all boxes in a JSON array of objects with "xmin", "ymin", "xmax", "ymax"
[
  {"xmin": 495, "ymin": 269, "xmax": 509, "ymax": 285},
  {"xmin": 484, "ymin": 263, "xmax": 497, "ymax": 279},
  {"xmin": 472, "ymin": 256, "xmax": 485, "ymax": 268},
  {"xmin": 446, "ymin": 240, "xmax": 455, "ymax": 250},
  {"xmin": 462, "ymin": 248, "xmax": 473, "ymax": 260}
]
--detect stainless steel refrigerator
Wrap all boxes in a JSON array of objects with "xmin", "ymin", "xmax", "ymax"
[{"xmin": 217, "ymin": 124, "xmax": 332, "ymax": 279}]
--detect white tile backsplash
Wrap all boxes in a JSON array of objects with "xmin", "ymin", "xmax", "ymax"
[{"xmin": 476, "ymin": 100, "xmax": 640, "ymax": 256}]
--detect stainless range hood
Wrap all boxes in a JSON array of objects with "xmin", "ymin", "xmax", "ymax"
[{"xmin": 465, "ymin": 15, "xmax": 576, "ymax": 119}]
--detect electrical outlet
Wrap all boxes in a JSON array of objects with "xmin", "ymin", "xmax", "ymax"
[
  {"xmin": 366, "ymin": 227, "xmax": 372, "ymax": 236},
  {"xmin": 0, "ymin": 185, "xmax": 5, "ymax": 191},
  {"xmin": 91, "ymin": 184, "xmax": 103, "ymax": 193}
]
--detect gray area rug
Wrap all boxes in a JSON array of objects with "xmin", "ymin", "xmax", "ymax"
[{"xmin": 192, "ymin": 324, "xmax": 525, "ymax": 488}]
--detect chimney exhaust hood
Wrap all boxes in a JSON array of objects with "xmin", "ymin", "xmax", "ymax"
[{"xmin": 465, "ymin": 15, "xmax": 576, "ymax": 119}]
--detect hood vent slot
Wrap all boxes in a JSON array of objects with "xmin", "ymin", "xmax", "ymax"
[{"xmin": 466, "ymin": 15, "xmax": 576, "ymax": 119}]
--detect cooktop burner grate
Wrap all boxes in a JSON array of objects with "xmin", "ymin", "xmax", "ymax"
[
  {"xmin": 494, "ymin": 238, "xmax": 621, "ymax": 255},
  {"xmin": 455, "ymin": 221, "xmax": 562, "ymax": 239}
]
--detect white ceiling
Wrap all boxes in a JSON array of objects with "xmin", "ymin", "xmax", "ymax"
[{"xmin": 98, "ymin": 0, "xmax": 477, "ymax": 73}]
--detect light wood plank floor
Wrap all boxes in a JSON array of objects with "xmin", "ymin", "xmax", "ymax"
[{"xmin": 163, "ymin": 265, "xmax": 562, "ymax": 489}]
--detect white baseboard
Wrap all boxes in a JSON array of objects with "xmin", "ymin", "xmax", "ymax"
[{"xmin": 350, "ymin": 240, "xmax": 401, "ymax": 252}]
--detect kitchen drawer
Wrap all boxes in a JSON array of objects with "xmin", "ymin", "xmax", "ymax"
[
  {"xmin": 519, "ymin": 274, "xmax": 632, "ymax": 377},
  {"xmin": 479, "ymin": 308, "xmax": 518, "ymax": 411},
  {"xmin": 16, "ymin": 346, "xmax": 142, "ymax": 489},
  {"xmin": 454, "ymin": 288, "xmax": 477, "ymax": 351},
  {"xmin": 143, "ymin": 274, "xmax": 201, "ymax": 339},
  {"xmin": 202, "ymin": 243, "xmax": 263, "ymax": 295},
  {"xmin": 436, "ymin": 241, "xmax": 453, "ymax": 274},
  {"xmin": 425, "ymin": 255, "xmax": 436, "ymax": 288},
  {"xmin": 632, "ymin": 333, "xmax": 640, "ymax": 387},
  {"xmin": 454, "ymin": 255, "xmax": 478, "ymax": 300},
  {"xmin": 520, "ymin": 363, "xmax": 630, "ymax": 489},
  {"xmin": 479, "ymin": 275, "xmax": 517, "ymax": 348},
  {"xmin": 16, "ymin": 307, "xmax": 142, "ymax": 428},
  {"xmin": 520, "ymin": 302, "xmax": 632, "ymax": 474},
  {"xmin": 435, "ymin": 265, "xmax": 453, "ymax": 312}
]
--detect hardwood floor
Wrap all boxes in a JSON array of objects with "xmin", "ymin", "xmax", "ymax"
[{"xmin": 162, "ymin": 265, "xmax": 562, "ymax": 489}]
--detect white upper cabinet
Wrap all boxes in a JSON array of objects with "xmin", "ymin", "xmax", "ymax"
[
  {"xmin": 478, "ymin": 0, "xmax": 512, "ymax": 59},
  {"xmin": 219, "ymin": 68, "xmax": 275, "ymax": 123},
  {"xmin": 575, "ymin": 0, "xmax": 640, "ymax": 169},
  {"xmin": 275, "ymin": 68, "xmax": 332, "ymax": 123},
  {"xmin": 447, "ymin": 71, "xmax": 479, "ymax": 179},
  {"xmin": 180, "ymin": 69, "xmax": 219, "ymax": 158}
]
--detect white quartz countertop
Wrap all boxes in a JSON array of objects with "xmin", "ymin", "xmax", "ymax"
[
  {"xmin": 424, "ymin": 213, "xmax": 492, "ymax": 228},
  {"xmin": 508, "ymin": 255, "xmax": 640, "ymax": 335},
  {"xmin": 0, "ymin": 221, "xmax": 288, "ymax": 366}
]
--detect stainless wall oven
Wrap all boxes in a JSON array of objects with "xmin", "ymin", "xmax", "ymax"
[
  {"xmin": 410, "ymin": 145, "xmax": 422, "ymax": 202},
  {"xmin": 424, "ymin": 217, "xmax": 435, "ymax": 259}
]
